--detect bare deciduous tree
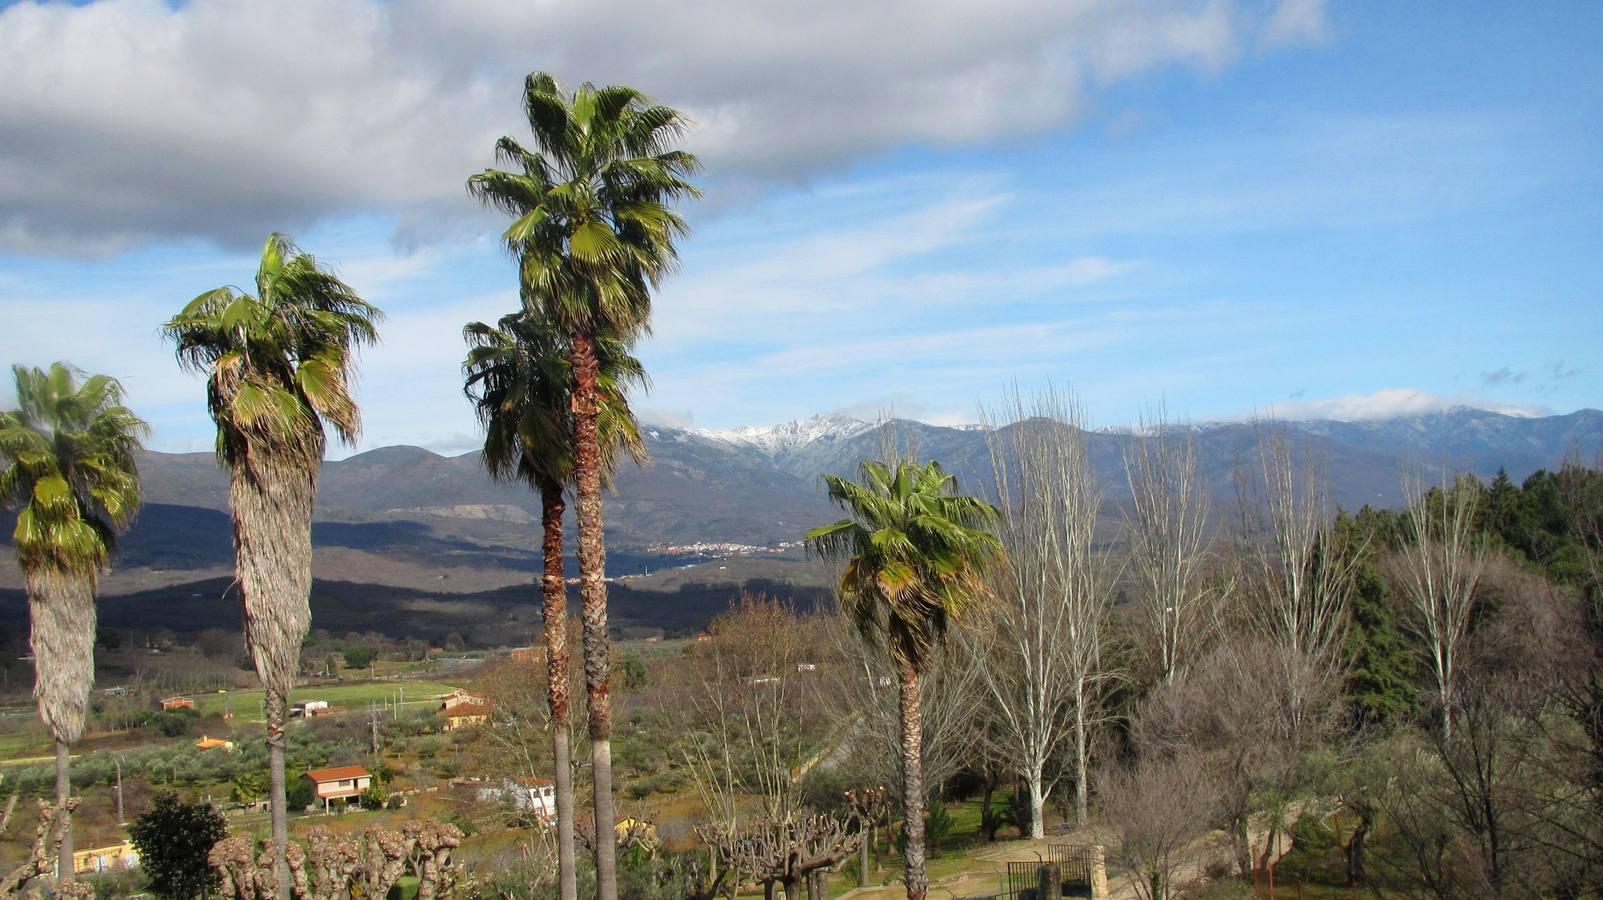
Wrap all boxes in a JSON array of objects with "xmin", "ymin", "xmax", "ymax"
[
  {"xmin": 1393, "ymin": 471, "xmax": 1488, "ymax": 738},
  {"xmin": 823, "ymin": 616, "xmax": 985, "ymax": 811},
  {"xmin": 666, "ymin": 597, "xmax": 830, "ymax": 829},
  {"xmin": 1135, "ymin": 636, "xmax": 1343, "ymax": 876},
  {"xmin": 1099, "ymin": 754, "xmax": 1215, "ymax": 900},
  {"xmin": 1235, "ymin": 421, "xmax": 1361, "ymax": 695},
  {"xmin": 1122, "ymin": 411, "xmax": 1219, "ymax": 685},
  {"xmin": 968, "ymin": 387, "xmax": 1118, "ymax": 832}
]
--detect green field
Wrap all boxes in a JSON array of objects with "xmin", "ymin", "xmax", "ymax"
[{"xmin": 190, "ymin": 680, "xmax": 465, "ymax": 723}]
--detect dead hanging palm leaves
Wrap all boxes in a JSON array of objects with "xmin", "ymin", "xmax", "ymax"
[
  {"xmin": 165, "ymin": 233, "xmax": 381, "ymax": 888},
  {"xmin": 2, "ymin": 362, "xmax": 147, "ymax": 885}
]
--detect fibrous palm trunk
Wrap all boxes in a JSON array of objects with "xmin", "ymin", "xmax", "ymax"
[
  {"xmin": 231, "ymin": 453, "xmax": 317, "ymax": 898},
  {"xmin": 570, "ymin": 334, "xmax": 618, "ymax": 900},
  {"xmin": 27, "ymin": 568, "xmax": 95, "ymax": 885},
  {"xmin": 897, "ymin": 664, "xmax": 928, "ymax": 900},
  {"xmin": 539, "ymin": 477, "xmax": 578, "ymax": 900}
]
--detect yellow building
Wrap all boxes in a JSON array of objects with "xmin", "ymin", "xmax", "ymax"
[
  {"xmin": 194, "ymin": 734, "xmax": 235, "ymax": 751},
  {"xmin": 71, "ymin": 842, "xmax": 138, "ymax": 875}
]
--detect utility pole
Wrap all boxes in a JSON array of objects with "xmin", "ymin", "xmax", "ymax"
[
  {"xmin": 369, "ymin": 702, "xmax": 381, "ymax": 760},
  {"xmin": 114, "ymin": 754, "xmax": 125, "ymax": 824}
]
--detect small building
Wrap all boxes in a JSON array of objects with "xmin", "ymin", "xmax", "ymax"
[
  {"xmin": 68, "ymin": 842, "xmax": 138, "ymax": 875},
  {"xmin": 194, "ymin": 734, "xmax": 235, "ymax": 752},
  {"xmin": 438, "ymin": 689, "xmax": 487, "ymax": 711},
  {"xmin": 292, "ymin": 700, "xmax": 332, "ymax": 718},
  {"xmin": 160, "ymin": 695, "xmax": 194, "ymax": 711},
  {"xmin": 474, "ymin": 776, "xmax": 557, "ymax": 820},
  {"xmin": 508, "ymin": 646, "xmax": 544, "ymax": 663},
  {"xmin": 438, "ymin": 700, "xmax": 492, "ymax": 731},
  {"xmin": 302, "ymin": 765, "xmax": 372, "ymax": 810}
]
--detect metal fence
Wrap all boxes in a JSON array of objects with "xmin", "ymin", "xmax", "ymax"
[{"xmin": 995, "ymin": 844, "xmax": 1098, "ymax": 898}]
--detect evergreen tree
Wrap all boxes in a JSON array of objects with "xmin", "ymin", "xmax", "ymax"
[
  {"xmin": 128, "ymin": 793, "xmax": 228, "ymax": 899},
  {"xmin": 1344, "ymin": 563, "xmax": 1419, "ymax": 730}
]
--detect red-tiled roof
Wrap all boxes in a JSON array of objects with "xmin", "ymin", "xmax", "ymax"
[
  {"xmin": 303, "ymin": 765, "xmax": 371, "ymax": 783},
  {"xmin": 441, "ymin": 702, "xmax": 492, "ymax": 718}
]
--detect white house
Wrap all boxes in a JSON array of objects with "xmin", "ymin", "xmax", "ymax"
[{"xmin": 477, "ymin": 776, "xmax": 557, "ymax": 821}]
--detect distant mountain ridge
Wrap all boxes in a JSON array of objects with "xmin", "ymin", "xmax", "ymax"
[
  {"xmin": 2, "ymin": 406, "xmax": 1597, "ymax": 639},
  {"xmin": 123, "ymin": 405, "xmax": 1603, "ymax": 544}
]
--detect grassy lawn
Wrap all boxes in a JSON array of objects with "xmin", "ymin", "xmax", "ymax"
[{"xmin": 190, "ymin": 680, "xmax": 465, "ymax": 723}]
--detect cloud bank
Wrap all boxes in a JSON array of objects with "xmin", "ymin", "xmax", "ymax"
[{"xmin": 0, "ymin": 0, "xmax": 1327, "ymax": 253}]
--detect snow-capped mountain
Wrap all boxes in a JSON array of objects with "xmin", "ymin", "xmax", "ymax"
[
  {"xmin": 13, "ymin": 405, "xmax": 1597, "ymax": 642},
  {"xmin": 690, "ymin": 412, "xmax": 877, "ymax": 457}
]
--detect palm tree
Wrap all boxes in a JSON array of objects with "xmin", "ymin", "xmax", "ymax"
[
  {"xmin": 1, "ymin": 362, "xmax": 146, "ymax": 883},
  {"xmin": 462, "ymin": 310, "xmax": 647, "ymax": 900},
  {"xmin": 467, "ymin": 70, "xmax": 698, "ymax": 900},
  {"xmin": 163, "ymin": 233, "xmax": 380, "ymax": 888},
  {"xmin": 806, "ymin": 460, "xmax": 1001, "ymax": 900}
]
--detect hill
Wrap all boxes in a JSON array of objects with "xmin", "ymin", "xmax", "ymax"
[{"xmin": 1, "ymin": 407, "xmax": 1597, "ymax": 642}]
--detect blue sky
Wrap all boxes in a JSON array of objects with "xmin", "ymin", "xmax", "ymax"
[{"xmin": 0, "ymin": 0, "xmax": 1598, "ymax": 454}]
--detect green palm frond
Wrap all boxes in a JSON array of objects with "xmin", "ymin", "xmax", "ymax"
[
  {"xmin": 805, "ymin": 458, "xmax": 1002, "ymax": 670},
  {"xmin": 0, "ymin": 363, "xmax": 148, "ymax": 577},
  {"xmin": 461, "ymin": 307, "xmax": 648, "ymax": 493},
  {"xmin": 466, "ymin": 70, "xmax": 701, "ymax": 342},
  {"xmin": 162, "ymin": 233, "xmax": 382, "ymax": 467}
]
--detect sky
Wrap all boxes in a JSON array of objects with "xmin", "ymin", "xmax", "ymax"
[{"xmin": 0, "ymin": 0, "xmax": 1598, "ymax": 455}]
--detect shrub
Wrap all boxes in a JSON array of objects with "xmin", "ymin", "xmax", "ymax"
[
  {"xmin": 344, "ymin": 645, "xmax": 378, "ymax": 669},
  {"xmin": 360, "ymin": 784, "xmax": 390, "ymax": 810},
  {"xmin": 128, "ymin": 793, "xmax": 227, "ymax": 899},
  {"xmin": 287, "ymin": 773, "xmax": 316, "ymax": 810},
  {"xmin": 925, "ymin": 800, "xmax": 955, "ymax": 856}
]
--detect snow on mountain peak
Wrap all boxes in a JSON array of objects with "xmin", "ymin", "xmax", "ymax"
[{"xmin": 693, "ymin": 413, "xmax": 875, "ymax": 456}]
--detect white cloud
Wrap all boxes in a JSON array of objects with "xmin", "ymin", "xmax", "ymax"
[
  {"xmin": 1263, "ymin": 0, "xmax": 1332, "ymax": 48},
  {"xmin": 0, "ymin": 0, "xmax": 1326, "ymax": 253},
  {"xmin": 1256, "ymin": 387, "xmax": 1549, "ymax": 422}
]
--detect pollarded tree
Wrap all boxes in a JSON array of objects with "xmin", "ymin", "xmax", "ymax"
[
  {"xmin": 467, "ymin": 72, "xmax": 699, "ymax": 900},
  {"xmin": 1, "ymin": 362, "xmax": 146, "ymax": 883},
  {"xmin": 806, "ymin": 460, "xmax": 1001, "ymax": 900},
  {"xmin": 163, "ymin": 233, "xmax": 380, "ymax": 889},
  {"xmin": 462, "ymin": 309, "xmax": 646, "ymax": 900}
]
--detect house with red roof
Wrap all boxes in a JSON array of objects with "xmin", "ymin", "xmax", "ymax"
[{"xmin": 302, "ymin": 765, "xmax": 372, "ymax": 810}]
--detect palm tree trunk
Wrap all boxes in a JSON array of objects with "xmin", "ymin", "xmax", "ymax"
[
  {"xmin": 897, "ymin": 663, "xmax": 928, "ymax": 900},
  {"xmin": 55, "ymin": 739, "xmax": 72, "ymax": 883},
  {"xmin": 570, "ymin": 333, "xmax": 617, "ymax": 900},
  {"xmin": 540, "ymin": 477, "xmax": 578, "ymax": 900},
  {"xmin": 267, "ymin": 683, "xmax": 289, "ymax": 890},
  {"xmin": 231, "ymin": 452, "xmax": 317, "ymax": 899},
  {"xmin": 26, "ymin": 569, "xmax": 95, "ymax": 886}
]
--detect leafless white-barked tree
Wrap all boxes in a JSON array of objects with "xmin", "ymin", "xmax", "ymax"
[
  {"xmin": 1122, "ymin": 411, "xmax": 1219, "ymax": 685},
  {"xmin": 1236, "ymin": 421, "xmax": 1360, "ymax": 671},
  {"xmin": 968, "ymin": 387, "xmax": 1118, "ymax": 832},
  {"xmin": 1392, "ymin": 470, "xmax": 1488, "ymax": 738}
]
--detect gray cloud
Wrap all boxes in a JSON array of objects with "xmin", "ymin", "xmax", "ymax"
[
  {"xmin": 0, "ymin": 0, "xmax": 1325, "ymax": 254},
  {"xmin": 1482, "ymin": 366, "xmax": 1527, "ymax": 387}
]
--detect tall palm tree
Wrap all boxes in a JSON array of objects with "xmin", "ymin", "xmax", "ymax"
[
  {"xmin": 462, "ymin": 310, "xmax": 647, "ymax": 900},
  {"xmin": 806, "ymin": 460, "xmax": 1001, "ymax": 900},
  {"xmin": 467, "ymin": 70, "xmax": 698, "ymax": 900},
  {"xmin": 1, "ymin": 362, "xmax": 146, "ymax": 883},
  {"xmin": 163, "ymin": 234, "xmax": 380, "ymax": 888}
]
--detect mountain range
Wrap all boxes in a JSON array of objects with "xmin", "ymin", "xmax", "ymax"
[{"xmin": 1, "ymin": 406, "xmax": 1598, "ymax": 643}]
